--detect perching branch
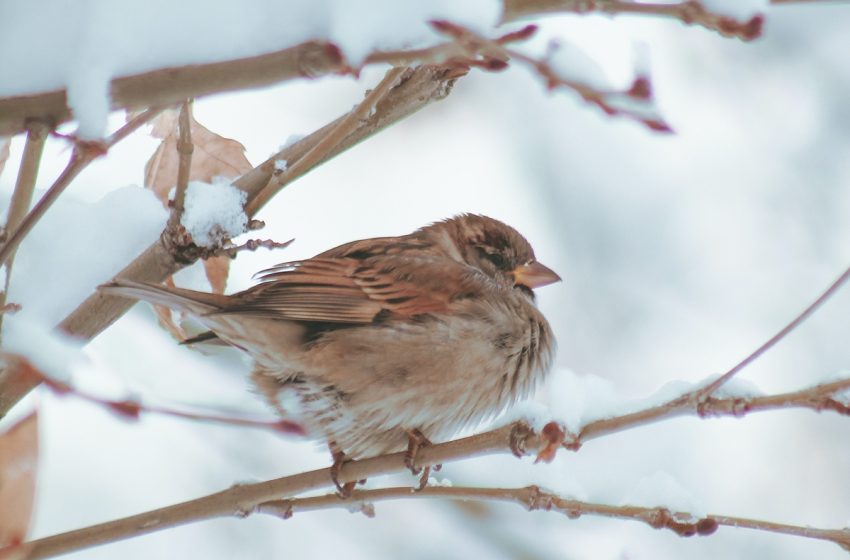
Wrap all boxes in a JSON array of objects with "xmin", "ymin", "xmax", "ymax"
[
  {"xmin": 246, "ymin": 65, "xmax": 409, "ymax": 214},
  {"xmin": 9, "ymin": 375, "xmax": 850, "ymax": 559}
]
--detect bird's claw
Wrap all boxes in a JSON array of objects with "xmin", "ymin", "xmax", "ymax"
[
  {"xmin": 405, "ymin": 429, "xmax": 440, "ymax": 491},
  {"xmin": 329, "ymin": 445, "xmax": 358, "ymax": 498}
]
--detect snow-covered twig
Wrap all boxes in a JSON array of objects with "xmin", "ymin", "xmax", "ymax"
[
  {"xmin": 9, "ymin": 375, "xmax": 850, "ymax": 559},
  {"xmin": 246, "ymin": 65, "xmax": 408, "ymax": 214},
  {"xmin": 0, "ymin": 107, "xmax": 166, "ymax": 269},
  {"xmin": 502, "ymin": 0, "xmax": 768, "ymax": 41}
]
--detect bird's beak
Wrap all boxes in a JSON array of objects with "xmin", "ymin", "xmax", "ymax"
[{"xmin": 512, "ymin": 261, "xmax": 561, "ymax": 289}]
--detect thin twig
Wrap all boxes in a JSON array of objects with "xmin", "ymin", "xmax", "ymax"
[
  {"xmin": 576, "ymin": 376, "xmax": 850, "ymax": 444},
  {"xmin": 245, "ymin": 65, "xmax": 408, "ymax": 215},
  {"xmin": 257, "ymin": 485, "xmax": 850, "ymax": 548},
  {"xmin": 502, "ymin": 0, "xmax": 770, "ymax": 40},
  {"xmin": 0, "ymin": 107, "xmax": 166, "ymax": 269},
  {"xmin": 167, "ymin": 100, "xmax": 194, "ymax": 229},
  {"xmin": 693, "ymin": 264, "xmax": 850, "ymax": 400},
  {"xmin": 0, "ymin": 120, "xmax": 49, "ymax": 335},
  {"xmin": 431, "ymin": 21, "xmax": 671, "ymax": 131},
  {"xmin": 10, "ymin": 376, "xmax": 850, "ymax": 559},
  {"xmin": 8, "ymin": 358, "xmax": 305, "ymax": 436}
]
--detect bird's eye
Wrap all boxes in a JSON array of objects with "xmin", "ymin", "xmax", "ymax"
[{"xmin": 485, "ymin": 252, "xmax": 507, "ymax": 269}]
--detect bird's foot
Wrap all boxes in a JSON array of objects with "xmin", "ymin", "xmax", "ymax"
[
  {"xmin": 405, "ymin": 429, "xmax": 441, "ymax": 491},
  {"xmin": 329, "ymin": 444, "xmax": 358, "ymax": 498}
]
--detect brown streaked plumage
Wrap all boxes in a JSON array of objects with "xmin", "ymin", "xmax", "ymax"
[{"xmin": 100, "ymin": 214, "xmax": 560, "ymax": 462}]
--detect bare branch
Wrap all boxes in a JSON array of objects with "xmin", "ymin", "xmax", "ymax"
[
  {"xmin": 258, "ymin": 485, "xmax": 850, "ymax": 548},
  {"xmin": 576, "ymin": 376, "xmax": 850, "ymax": 445},
  {"xmin": 166, "ymin": 100, "xmax": 194, "ymax": 229},
  {"xmin": 0, "ymin": 107, "xmax": 166, "ymax": 269},
  {"xmin": 245, "ymin": 65, "xmax": 409, "ymax": 214},
  {"xmin": 502, "ymin": 0, "xmax": 770, "ymax": 40},
  {"xmin": 0, "ymin": 121, "xmax": 49, "ymax": 335},
  {"xmin": 693, "ymin": 263, "xmax": 850, "ymax": 400}
]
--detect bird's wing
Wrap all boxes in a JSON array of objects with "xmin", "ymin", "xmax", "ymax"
[{"xmin": 215, "ymin": 256, "xmax": 487, "ymax": 324}]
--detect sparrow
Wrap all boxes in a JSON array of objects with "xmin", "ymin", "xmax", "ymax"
[{"xmin": 100, "ymin": 214, "xmax": 559, "ymax": 489}]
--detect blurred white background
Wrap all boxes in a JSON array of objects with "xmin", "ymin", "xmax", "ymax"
[{"xmin": 2, "ymin": 3, "xmax": 850, "ymax": 559}]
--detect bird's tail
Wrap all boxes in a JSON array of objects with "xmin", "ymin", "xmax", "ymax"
[{"xmin": 99, "ymin": 280, "xmax": 230, "ymax": 315}]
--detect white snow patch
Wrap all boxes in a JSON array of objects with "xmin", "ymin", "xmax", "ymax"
[
  {"xmin": 621, "ymin": 471, "xmax": 706, "ymax": 517},
  {"xmin": 700, "ymin": 0, "xmax": 768, "ymax": 20},
  {"xmin": 712, "ymin": 377, "xmax": 763, "ymax": 399},
  {"xmin": 274, "ymin": 159, "xmax": 288, "ymax": 172},
  {"xmin": 427, "ymin": 477, "xmax": 453, "ymax": 487},
  {"xmin": 2, "ymin": 316, "xmax": 85, "ymax": 383},
  {"xmin": 500, "ymin": 400, "xmax": 552, "ymax": 432},
  {"xmin": 540, "ymin": 368, "xmax": 622, "ymax": 433},
  {"xmin": 5, "ymin": 185, "xmax": 167, "ymax": 325},
  {"xmin": 280, "ymin": 134, "xmax": 305, "ymax": 151},
  {"xmin": 180, "ymin": 178, "xmax": 248, "ymax": 248}
]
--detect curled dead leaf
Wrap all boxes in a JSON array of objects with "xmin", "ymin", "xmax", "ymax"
[
  {"xmin": 144, "ymin": 109, "xmax": 253, "ymax": 339},
  {"xmin": 0, "ymin": 411, "xmax": 39, "ymax": 547}
]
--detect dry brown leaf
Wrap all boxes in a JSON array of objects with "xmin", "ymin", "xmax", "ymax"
[
  {"xmin": 153, "ymin": 277, "xmax": 187, "ymax": 341},
  {"xmin": 0, "ymin": 411, "xmax": 38, "ymax": 547},
  {"xmin": 143, "ymin": 110, "xmax": 252, "ymax": 338},
  {"xmin": 144, "ymin": 110, "xmax": 252, "ymax": 203},
  {"xmin": 203, "ymin": 255, "xmax": 230, "ymax": 295},
  {"xmin": 0, "ymin": 138, "xmax": 10, "ymax": 178}
]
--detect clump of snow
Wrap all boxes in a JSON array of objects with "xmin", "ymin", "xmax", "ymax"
[
  {"xmin": 700, "ymin": 0, "xmax": 768, "ymax": 20},
  {"xmin": 427, "ymin": 477, "xmax": 453, "ymax": 487},
  {"xmin": 5, "ymin": 185, "xmax": 167, "ymax": 325},
  {"xmin": 180, "ymin": 178, "xmax": 248, "ymax": 248},
  {"xmin": 2, "ymin": 316, "xmax": 85, "ymax": 383},
  {"xmin": 547, "ymin": 40, "xmax": 611, "ymax": 91},
  {"xmin": 539, "ymin": 368, "xmax": 623, "ymax": 433},
  {"xmin": 712, "ymin": 377, "xmax": 763, "ymax": 399},
  {"xmin": 499, "ymin": 400, "xmax": 553, "ymax": 432},
  {"xmin": 279, "ymin": 134, "xmax": 305, "ymax": 151},
  {"xmin": 274, "ymin": 159, "xmax": 288, "ymax": 172},
  {"xmin": 621, "ymin": 471, "xmax": 706, "ymax": 517}
]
